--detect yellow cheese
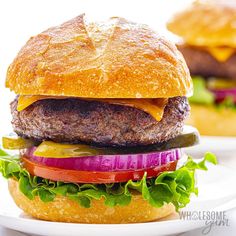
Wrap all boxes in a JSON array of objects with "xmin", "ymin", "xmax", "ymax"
[
  {"xmin": 205, "ymin": 47, "xmax": 235, "ymax": 62},
  {"xmin": 98, "ymin": 98, "xmax": 168, "ymax": 121},
  {"xmin": 17, "ymin": 95, "xmax": 168, "ymax": 121},
  {"xmin": 17, "ymin": 95, "xmax": 67, "ymax": 111}
]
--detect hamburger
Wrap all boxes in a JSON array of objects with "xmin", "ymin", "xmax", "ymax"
[
  {"xmin": 167, "ymin": 0, "xmax": 236, "ymax": 136},
  {"xmin": 0, "ymin": 15, "xmax": 216, "ymax": 224}
]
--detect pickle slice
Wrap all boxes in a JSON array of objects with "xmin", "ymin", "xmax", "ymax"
[
  {"xmin": 110, "ymin": 125, "xmax": 200, "ymax": 154},
  {"xmin": 32, "ymin": 125, "xmax": 199, "ymax": 158},
  {"xmin": 2, "ymin": 136, "xmax": 35, "ymax": 150},
  {"xmin": 34, "ymin": 141, "xmax": 106, "ymax": 158},
  {"xmin": 207, "ymin": 77, "xmax": 236, "ymax": 89}
]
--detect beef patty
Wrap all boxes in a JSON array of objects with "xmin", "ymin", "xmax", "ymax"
[
  {"xmin": 11, "ymin": 97, "xmax": 190, "ymax": 147},
  {"xmin": 178, "ymin": 44, "xmax": 236, "ymax": 79}
]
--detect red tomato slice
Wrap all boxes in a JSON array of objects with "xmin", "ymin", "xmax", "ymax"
[{"xmin": 21, "ymin": 156, "xmax": 177, "ymax": 184}]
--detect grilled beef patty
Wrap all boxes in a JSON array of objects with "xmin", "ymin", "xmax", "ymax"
[
  {"xmin": 11, "ymin": 96, "xmax": 190, "ymax": 147},
  {"xmin": 178, "ymin": 44, "xmax": 236, "ymax": 79}
]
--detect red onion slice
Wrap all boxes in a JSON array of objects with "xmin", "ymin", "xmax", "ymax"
[
  {"xmin": 210, "ymin": 87, "xmax": 236, "ymax": 103},
  {"xmin": 23, "ymin": 147, "xmax": 182, "ymax": 172}
]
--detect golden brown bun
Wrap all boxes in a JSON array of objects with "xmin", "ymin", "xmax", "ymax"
[
  {"xmin": 6, "ymin": 14, "xmax": 192, "ymax": 98},
  {"xmin": 8, "ymin": 178, "xmax": 175, "ymax": 224},
  {"xmin": 186, "ymin": 104, "xmax": 236, "ymax": 136},
  {"xmin": 167, "ymin": 0, "xmax": 236, "ymax": 47}
]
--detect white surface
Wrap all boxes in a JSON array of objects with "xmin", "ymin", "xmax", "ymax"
[
  {"xmin": 0, "ymin": 162, "xmax": 236, "ymax": 236},
  {"xmin": 0, "ymin": 0, "xmax": 193, "ymax": 136},
  {"xmin": 0, "ymin": 228, "xmax": 26, "ymax": 236},
  {"xmin": 185, "ymin": 136, "xmax": 236, "ymax": 157},
  {"xmin": 1, "ymin": 211, "xmax": 236, "ymax": 236},
  {"xmin": 180, "ymin": 209, "xmax": 236, "ymax": 236},
  {"xmin": 1, "ymin": 0, "xmax": 236, "ymax": 235}
]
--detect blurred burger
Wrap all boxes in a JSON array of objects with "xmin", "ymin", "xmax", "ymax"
[
  {"xmin": 167, "ymin": 0, "xmax": 236, "ymax": 136},
  {"xmin": 0, "ymin": 15, "xmax": 216, "ymax": 224}
]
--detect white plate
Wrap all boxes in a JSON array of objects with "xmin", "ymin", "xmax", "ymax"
[
  {"xmin": 0, "ymin": 163, "xmax": 236, "ymax": 236},
  {"xmin": 184, "ymin": 136, "xmax": 236, "ymax": 158}
]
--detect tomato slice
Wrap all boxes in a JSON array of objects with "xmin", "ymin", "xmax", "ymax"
[{"xmin": 21, "ymin": 156, "xmax": 177, "ymax": 184}]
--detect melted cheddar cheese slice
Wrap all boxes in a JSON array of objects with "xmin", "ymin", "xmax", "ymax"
[
  {"xmin": 17, "ymin": 95, "xmax": 168, "ymax": 121},
  {"xmin": 205, "ymin": 47, "xmax": 235, "ymax": 62}
]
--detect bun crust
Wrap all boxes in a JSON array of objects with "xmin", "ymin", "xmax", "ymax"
[
  {"xmin": 167, "ymin": 0, "xmax": 236, "ymax": 47},
  {"xmin": 6, "ymin": 14, "xmax": 192, "ymax": 98},
  {"xmin": 9, "ymin": 179, "xmax": 175, "ymax": 223},
  {"xmin": 187, "ymin": 104, "xmax": 236, "ymax": 136}
]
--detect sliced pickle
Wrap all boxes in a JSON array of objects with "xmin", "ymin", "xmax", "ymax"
[
  {"xmin": 2, "ymin": 136, "xmax": 35, "ymax": 150},
  {"xmin": 33, "ymin": 126, "xmax": 199, "ymax": 158},
  {"xmin": 153, "ymin": 125, "xmax": 200, "ymax": 151},
  {"xmin": 33, "ymin": 141, "xmax": 109, "ymax": 158},
  {"xmin": 110, "ymin": 125, "xmax": 200, "ymax": 154},
  {"xmin": 207, "ymin": 78, "xmax": 236, "ymax": 89}
]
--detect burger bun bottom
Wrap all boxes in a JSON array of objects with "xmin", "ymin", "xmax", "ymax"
[
  {"xmin": 187, "ymin": 104, "xmax": 236, "ymax": 136},
  {"xmin": 8, "ymin": 178, "xmax": 176, "ymax": 224}
]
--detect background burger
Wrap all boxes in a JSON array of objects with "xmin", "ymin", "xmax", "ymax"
[
  {"xmin": 167, "ymin": 0, "xmax": 236, "ymax": 136},
  {"xmin": 0, "ymin": 14, "xmax": 216, "ymax": 224}
]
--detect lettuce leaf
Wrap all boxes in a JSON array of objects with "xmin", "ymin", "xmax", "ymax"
[
  {"xmin": 216, "ymin": 96, "xmax": 236, "ymax": 110},
  {"xmin": 0, "ymin": 151, "xmax": 217, "ymax": 210},
  {"xmin": 189, "ymin": 76, "xmax": 215, "ymax": 105},
  {"xmin": 189, "ymin": 76, "xmax": 236, "ymax": 109}
]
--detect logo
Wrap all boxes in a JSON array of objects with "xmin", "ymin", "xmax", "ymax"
[{"xmin": 179, "ymin": 210, "xmax": 230, "ymax": 234}]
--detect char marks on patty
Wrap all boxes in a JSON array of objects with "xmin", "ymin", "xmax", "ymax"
[{"xmin": 11, "ymin": 97, "xmax": 190, "ymax": 147}]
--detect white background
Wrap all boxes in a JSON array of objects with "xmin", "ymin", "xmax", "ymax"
[
  {"xmin": 0, "ymin": 0, "xmax": 192, "ymax": 135},
  {"xmin": 0, "ymin": 0, "xmax": 236, "ymax": 236}
]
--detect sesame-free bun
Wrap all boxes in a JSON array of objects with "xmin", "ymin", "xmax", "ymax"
[
  {"xmin": 6, "ymin": 14, "xmax": 192, "ymax": 98},
  {"xmin": 8, "ymin": 178, "xmax": 175, "ymax": 224},
  {"xmin": 167, "ymin": 0, "xmax": 236, "ymax": 48},
  {"xmin": 186, "ymin": 104, "xmax": 236, "ymax": 136}
]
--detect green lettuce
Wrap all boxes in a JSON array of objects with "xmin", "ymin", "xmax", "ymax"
[
  {"xmin": 216, "ymin": 96, "xmax": 236, "ymax": 110},
  {"xmin": 189, "ymin": 76, "xmax": 236, "ymax": 109},
  {"xmin": 0, "ymin": 151, "xmax": 217, "ymax": 210},
  {"xmin": 189, "ymin": 76, "xmax": 215, "ymax": 105}
]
